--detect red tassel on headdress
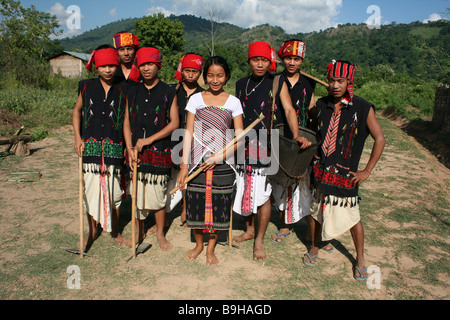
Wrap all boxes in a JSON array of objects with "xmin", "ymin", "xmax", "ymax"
[
  {"xmin": 175, "ymin": 55, "xmax": 185, "ymax": 83},
  {"xmin": 85, "ymin": 50, "xmax": 97, "ymax": 72},
  {"xmin": 127, "ymin": 59, "xmax": 141, "ymax": 82},
  {"xmin": 270, "ymin": 47, "xmax": 277, "ymax": 72}
]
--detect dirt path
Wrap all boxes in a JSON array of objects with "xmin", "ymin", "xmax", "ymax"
[{"xmin": 0, "ymin": 117, "xmax": 449, "ymax": 301}]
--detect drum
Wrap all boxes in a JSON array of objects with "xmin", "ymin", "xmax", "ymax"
[{"xmin": 267, "ymin": 126, "xmax": 320, "ymax": 189}]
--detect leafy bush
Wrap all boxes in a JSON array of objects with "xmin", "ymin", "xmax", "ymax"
[
  {"xmin": 356, "ymin": 78, "xmax": 438, "ymax": 120},
  {"xmin": 0, "ymin": 77, "xmax": 78, "ymax": 138}
]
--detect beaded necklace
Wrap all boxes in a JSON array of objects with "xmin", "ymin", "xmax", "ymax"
[{"xmin": 245, "ymin": 75, "xmax": 266, "ymax": 100}]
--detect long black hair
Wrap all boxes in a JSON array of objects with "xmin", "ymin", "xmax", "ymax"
[{"xmin": 202, "ymin": 56, "xmax": 231, "ymax": 84}]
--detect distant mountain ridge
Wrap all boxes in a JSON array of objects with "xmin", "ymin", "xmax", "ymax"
[{"xmin": 58, "ymin": 14, "xmax": 449, "ymax": 81}]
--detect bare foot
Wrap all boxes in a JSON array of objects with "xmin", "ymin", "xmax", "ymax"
[
  {"xmin": 233, "ymin": 232, "xmax": 255, "ymax": 243},
  {"xmin": 113, "ymin": 234, "xmax": 132, "ymax": 248},
  {"xmin": 146, "ymin": 224, "xmax": 157, "ymax": 235},
  {"xmin": 186, "ymin": 245, "xmax": 203, "ymax": 260},
  {"xmin": 157, "ymin": 235, "xmax": 173, "ymax": 251},
  {"xmin": 206, "ymin": 252, "xmax": 219, "ymax": 266},
  {"xmin": 253, "ymin": 242, "xmax": 266, "ymax": 261}
]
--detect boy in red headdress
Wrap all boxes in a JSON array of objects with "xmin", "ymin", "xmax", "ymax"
[
  {"xmin": 123, "ymin": 47, "xmax": 179, "ymax": 251},
  {"xmin": 165, "ymin": 53, "xmax": 205, "ymax": 228},
  {"xmin": 303, "ymin": 60, "xmax": 385, "ymax": 281},
  {"xmin": 72, "ymin": 45, "xmax": 131, "ymax": 251},
  {"xmin": 233, "ymin": 41, "xmax": 312, "ymax": 260},
  {"xmin": 271, "ymin": 39, "xmax": 318, "ymax": 244},
  {"xmin": 113, "ymin": 32, "xmax": 140, "ymax": 83}
]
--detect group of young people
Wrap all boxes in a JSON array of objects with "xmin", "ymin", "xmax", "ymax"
[{"xmin": 72, "ymin": 31, "xmax": 385, "ymax": 280}]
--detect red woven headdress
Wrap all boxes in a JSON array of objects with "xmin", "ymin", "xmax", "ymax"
[
  {"xmin": 277, "ymin": 40, "xmax": 306, "ymax": 59},
  {"xmin": 113, "ymin": 32, "xmax": 140, "ymax": 49},
  {"xmin": 327, "ymin": 60, "xmax": 356, "ymax": 102}
]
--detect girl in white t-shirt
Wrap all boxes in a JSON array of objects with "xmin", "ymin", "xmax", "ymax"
[{"xmin": 177, "ymin": 56, "xmax": 244, "ymax": 266}]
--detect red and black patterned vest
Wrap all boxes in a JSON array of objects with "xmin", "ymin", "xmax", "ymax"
[
  {"xmin": 312, "ymin": 95, "xmax": 374, "ymax": 197},
  {"xmin": 127, "ymin": 80, "xmax": 176, "ymax": 175}
]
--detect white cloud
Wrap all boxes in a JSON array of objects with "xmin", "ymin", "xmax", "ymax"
[
  {"xmin": 49, "ymin": 2, "xmax": 70, "ymax": 26},
  {"xmin": 228, "ymin": 0, "xmax": 343, "ymax": 33},
  {"xmin": 110, "ymin": 8, "xmax": 118, "ymax": 19},
  {"xmin": 146, "ymin": 0, "xmax": 342, "ymax": 33},
  {"xmin": 146, "ymin": 6, "xmax": 177, "ymax": 17},
  {"xmin": 423, "ymin": 13, "xmax": 442, "ymax": 23}
]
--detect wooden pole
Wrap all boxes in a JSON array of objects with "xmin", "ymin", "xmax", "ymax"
[
  {"xmin": 78, "ymin": 155, "xmax": 84, "ymax": 258},
  {"xmin": 229, "ymin": 205, "xmax": 233, "ymax": 248},
  {"xmin": 300, "ymin": 70, "xmax": 329, "ymax": 88},
  {"xmin": 170, "ymin": 114, "xmax": 266, "ymax": 195},
  {"xmin": 131, "ymin": 149, "xmax": 138, "ymax": 260},
  {"xmin": 0, "ymin": 134, "xmax": 32, "ymax": 146}
]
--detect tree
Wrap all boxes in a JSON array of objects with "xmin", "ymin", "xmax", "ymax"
[
  {"xmin": 0, "ymin": 0, "xmax": 60, "ymax": 88},
  {"xmin": 133, "ymin": 13, "xmax": 185, "ymax": 54},
  {"xmin": 202, "ymin": 2, "xmax": 226, "ymax": 56},
  {"xmin": 132, "ymin": 13, "xmax": 185, "ymax": 82}
]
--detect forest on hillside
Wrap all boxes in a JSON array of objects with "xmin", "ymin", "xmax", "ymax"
[{"xmin": 58, "ymin": 15, "xmax": 449, "ymax": 84}]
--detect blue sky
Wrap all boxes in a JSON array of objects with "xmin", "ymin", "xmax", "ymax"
[{"xmin": 19, "ymin": 0, "xmax": 449, "ymax": 38}]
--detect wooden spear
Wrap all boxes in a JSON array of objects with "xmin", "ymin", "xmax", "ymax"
[
  {"xmin": 300, "ymin": 70, "xmax": 329, "ymax": 88},
  {"xmin": 78, "ymin": 154, "xmax": 84, "ymax": 258},
  {"xmin": 130, "ymin": 149, "xmax": 138, "ymax": 260}
]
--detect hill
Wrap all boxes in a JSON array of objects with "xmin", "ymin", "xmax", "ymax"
[{"xmin": 57, "ymin": 14, "xmax": 449, "ymax": 82}]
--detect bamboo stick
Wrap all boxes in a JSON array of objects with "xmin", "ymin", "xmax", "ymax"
[
  {"xmin": 78, "ymin": 155, "xmax": 84, "ymax": 258},
  {"xmin": 300, "ymin": 70, "xmax": 329, "ymax": 88},
  {"xmin": 131, "ymin": 149, "xmax": 138, "ymax": 260}
]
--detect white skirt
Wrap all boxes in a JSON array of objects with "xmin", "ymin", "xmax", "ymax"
[
  {"xmin": 272, "ymin": 176, "xmax": 312, "ymax": 224},
  {"xmin": 83, "ymin": 163, "xmax": 124, "ymax": 233},
  {"xmin": 310, "ymin": 193, "xmax": 361, "ymax": 241},
  {"xmin": 129, "ymin": 172, "xmax": 168, "ymax": 219},
  {"xmin": 233, "ymin": 167, "xmax": 272, "ymax": 216}
]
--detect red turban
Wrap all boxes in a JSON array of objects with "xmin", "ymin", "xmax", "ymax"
[
  {"xmin": 327, "ymin": 60, "xmax": 356, "ymax": 102},
  {"xmin": 135, "ymin": 47, "xmax": 162, "ymax": 69},
  {"xmin": 174, "ymin": 54, "xmax": 205, "ymax": 82},
  {"xmin": 277, "ymin": 40, "xmax": 306, "ymax": 59},
  {"xmin": 113, "ymin": 32, "xmax": 140, "ymax": 49},
  {"xmin": 85, "ymin": 48, "xmax": 119, "ymax": 72},
  {"xmin": 248, "ymin": 41, "xmax": 277, "ymax": 72}
]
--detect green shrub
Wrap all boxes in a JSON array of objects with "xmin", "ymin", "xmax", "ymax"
[
  {"xmin": 30, "ymin": 126, "xmax": 50, "ymax": 142},
  {"xmin": 356, "ymin": 79, "xmax": 437, "ymax": 120},
  {"xmin": 0, "ymin": 77, "xmax": 78, "ymax": 140}
]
